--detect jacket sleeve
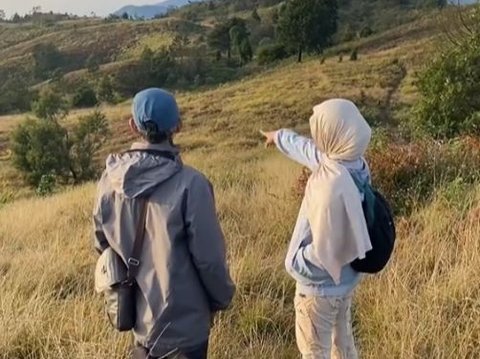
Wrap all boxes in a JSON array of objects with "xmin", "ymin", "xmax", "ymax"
[
  {"xmin": 184, "ymin": 175, "xmax": 235, "ymax": 311},
  {"xmin": 93, "ymin": 183, "xmax": 109, "ymax": 254},
  {"xmin": 274, "ymin": 129, "xmax": 322, "ymax": 171}
]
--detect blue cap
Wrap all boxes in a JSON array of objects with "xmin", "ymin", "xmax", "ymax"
[{"xmin": 132, "ymin": 88, "xmax": 180, "ymax": 133}]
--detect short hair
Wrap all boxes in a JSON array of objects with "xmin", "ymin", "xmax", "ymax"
[{"xmin": 142, "ymin": 121, "xmax": 172, "ymax": 144}]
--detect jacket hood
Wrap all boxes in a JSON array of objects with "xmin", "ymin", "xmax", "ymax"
[{"xmin": 105, "ymin": 142, "xmax": 182, "ymax": 199}]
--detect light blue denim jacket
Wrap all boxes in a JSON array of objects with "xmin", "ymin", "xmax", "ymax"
[{"xmin": 275, "ymin": 129, "xmax": 370, "ymax": 297}]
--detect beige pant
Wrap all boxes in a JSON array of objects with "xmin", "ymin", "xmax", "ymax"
[{"xmin": 294, "ymin": 294, "xmax": 358, "ymax": 359}]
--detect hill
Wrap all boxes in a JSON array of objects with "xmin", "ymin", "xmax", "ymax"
[
  {"xmin": 114, "ymin": 0, "xmax": 204, "ymax": 19},
  {"xmin": 0, "ymin": 3, "xmax": 480, "ymax": 358},
  {"xmin": 1, "ymin": 23, "xmax": 480, "ymax": 356},
  {"xmin": 0, "ymin": 0, "xmax": 453, "ymax": 117}
]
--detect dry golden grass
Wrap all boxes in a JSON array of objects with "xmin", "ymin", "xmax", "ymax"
[
  {"xmin": 0, "ymin": 149, "xmax": 479, "ymax": 358},
  {"xmin": 1, "ymin": 18, "xmax": 479, "ymax": 358}
]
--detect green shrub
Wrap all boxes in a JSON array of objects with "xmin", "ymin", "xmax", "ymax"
[
  {"xmin": 32, "ymin": 43, "xmax": 64, "ymax": 80},
  {"xmin": 350, "ymin": 48, "xmax": 358, "ymax": 61},
  {"xmin": 96, "ymin": 76, "xmax": 116, "ymax": 104},
  {"xmin": 412, "ymin": 7, "xmax": 480, "ymax": 138},
  {"xmin": 69, "ymin": 110, "xmax": 110, "ymax": 182},
  {"xmin": 86, "ymin": 55, "xmax": 100, "ymax": 74},
  {"xmin": 11, "ymin": 119, "xmax": 70, "ymax": 186},
  {"xmin": 32, "ymin": 88, "xmax": 69, "ymax": 121},
  {"xmin": 257, "ymin": 43, "xmax": 289, "ymax": 65},
  {"xmin": 72, "ymin": 84, "xmax": 98, "ymax": 108},
  {"xmin": 11, "ymin": 111, "xmax": 110, "ymax": 186},
  {"xmin": 367, "ymin": 137, "xmax": 480, "ymax": 214},
  {"xmin": 294, "ymin": 136, "xmax": 480, "ymax": 215},
  {"xmin": 36, "ymin": 173, "xmax": 57, "ymax": 196}
]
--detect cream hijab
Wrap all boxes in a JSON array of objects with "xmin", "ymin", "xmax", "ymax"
[{"xmin": 305, "ymin": 99, "xmax": 372, "ymax": 285}]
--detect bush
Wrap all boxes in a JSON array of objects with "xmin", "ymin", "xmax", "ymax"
[
  {"xmin": 70, "ymin": 110, "xmax": 110, "ymax": 182},
  {"xmin": 257, "ymin": 43, "xmax": 289, "ymax": 65},
  {"xmin": 11, "ymin": 111, "xmax": 110, "ymax": 186},
  {"xmin": 32, "ymin": 43, "xmax": 64, "ymax": 80},
  {"xmin": 32, "ymin": 88, "xmax": 69, "ymax": 121},
  {"xmin": 0, "ymin": 75, "xmax": 34, "ymax": 115},
  {"xmin": 36, "ymin": 173, "xmax": 57, "ymax": 196},
  {"xmin": 86, "ymin": 55, "xmax": 100, "ymax": 73},
  {"xmin": 96, "ymin": 76, "xmax": 116, "ymax": 104},
  {"xmin": 412, "ymin": 8, "xmax": 480, "ymax": 138},
  {"xmin": 293, "ymin": 136, "xmax": 480, "ymax": 215},
  {"xmin": 72, "ymin": 84, "xmax": 98, "ymax": 108},
  {"xmin": 367, "ymin": 137, "xmax": 480, "ymax": 214},
  {"xmin": 11, "ymin": 119, "xmax": 70, "ymax": 186},
  {"xmin": 350, "ymin": 48, "xmax": 358, "ymax": 61}
]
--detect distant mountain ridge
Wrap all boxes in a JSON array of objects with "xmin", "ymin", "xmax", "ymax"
[
  {"xmin": 453, "ymin": 0, "xmax": 477, "ymax": 4},
  {"xmin": 114, "ymin": 0, "xmax": 203, "ymax": 19}
]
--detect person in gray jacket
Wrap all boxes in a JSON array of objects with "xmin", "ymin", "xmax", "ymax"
[{"xmin": 93, "ymin": 88, "xmax": 235, "ymax": 359}]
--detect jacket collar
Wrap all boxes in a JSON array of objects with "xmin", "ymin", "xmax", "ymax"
[{"xmin": 130, "ymin": 141, "xmax": 180, "ymax": 155}]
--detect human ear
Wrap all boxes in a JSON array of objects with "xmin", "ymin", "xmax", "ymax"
[{"xmin": 129, "ymin": 117, "xmax": 140, "ymax": 135}]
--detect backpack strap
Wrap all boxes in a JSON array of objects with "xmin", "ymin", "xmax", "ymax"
[{"xmin": 126, "ymin": 198, "xmax": 148, "ymax": 283}]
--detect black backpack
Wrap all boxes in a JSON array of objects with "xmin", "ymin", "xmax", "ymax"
[{"xmin": 350, "ymin": 178, "xmax": 396, "ymax": 274}]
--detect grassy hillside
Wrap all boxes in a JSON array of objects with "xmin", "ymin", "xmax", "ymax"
[
  {"xmin": 1, "ymin": 150, "xmax": 478, "ymax": 358},
  {"xmin": 0, "ymin": 0, "xmax": 446, "ymax": 101},
  {"xmin": 0, "ymin": 18, "xmax": 433, "ymax": 202},
  {"xmin": 1, "ymin": 10, "xmax": 480, "ymax": 357},
  {"xmin": 0, "ymin": 18, "xmax": 202, "ymax": 71}
]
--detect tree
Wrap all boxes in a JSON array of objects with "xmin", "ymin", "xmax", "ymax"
[
  {"xmin": 207, "ymin": 22, "xmax": 232, "ymax": 59},
  {"xmin": 121, "ymin": 12, "xmax": 130, "ymax": 20},
  {"xmin": 11, "ymin": 119, "xmax": 71, "ymax": 186},
  {"xmin": 72, "ymin": 84, "xmax": 98, "ymax": 108},
  {"xmin": 207, "ymin": 17, "xmax": 247, "ymax": 60},
  {"xmin": 0, "ymin": 75, "xmax": 34, "ymax": 115},
  {"xmin": 278, "ymin": 0, "xmax": 338, "ymax": 62},
  {"xmin": 12, "ymin": 13, "xmax": 21, "ymax": 23},
  {"xmin": 96, "ymin": 76, "xmax": 115, "ymax": 103},
  {"xmin": 70, "ymin": 110, "xmax": 109, "ymax": 181},
  {"xmin": 436, "ymin": 0, "xmax": 447, "ymax": 8},
  {"xmin": 257, "ymin": 43, "xmax": 289, "ymax": 65},
  {"xmin": 86, "ymin": 55, "xmax": 100, "ymax": 73},
  {"xmin": 230, "ymin": 23, "xmax": 253, "ymax": 64},
  {"xmin": 350, "ymin": 48, "xmax": 358, "ymax": 61},
  {"xmin": 32, "ymin": 88, "xmax": 69, "ymax": 121},
  {"xmin": 0, "ymin": 10, "xmax": 6, "ymax": 21},
  {"xmin": 32, "ymin": 43, "xmax": 64, "ymax": 79},
  {"xmin": 11, "ymin": 110, "xmax": 110, "ymax": 186},
  {"xmin": 412, "ymin": 6, "xmax": 480, "ymax": 138}
]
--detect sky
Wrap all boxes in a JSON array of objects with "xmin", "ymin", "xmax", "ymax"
[{"xmin": 0, "ymin": 0, "xmax": 162, "ymax": 17}]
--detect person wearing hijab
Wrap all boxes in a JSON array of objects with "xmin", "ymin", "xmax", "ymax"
[{"xmin": 261, "ymin": 99, "xmax": 372, "ymax": 359}]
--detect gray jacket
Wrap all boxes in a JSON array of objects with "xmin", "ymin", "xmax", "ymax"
[{"xmin": 93, "ymin": 142, "xmax": 235, "ymax": 356}]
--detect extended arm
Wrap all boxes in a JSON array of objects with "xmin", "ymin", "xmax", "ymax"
[{"xmin": 274, "ymin": 129, "xmax": 322, "ymax": 170}]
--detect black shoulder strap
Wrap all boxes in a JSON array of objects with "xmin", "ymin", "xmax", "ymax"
[{"xmin": 126, "ymin": 198, "xmax": 148, "ymax": 282}]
